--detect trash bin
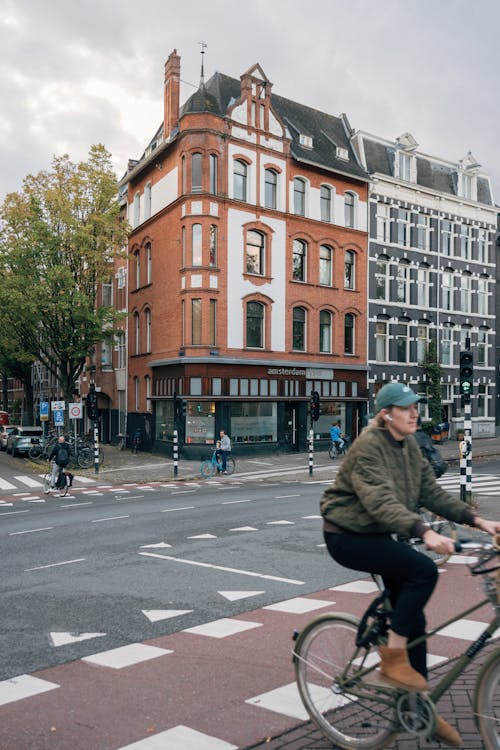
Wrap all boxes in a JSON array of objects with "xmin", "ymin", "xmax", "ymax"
[{"xmin": 431, "ymin": 424, "xmax": 442, "ymax": 443}]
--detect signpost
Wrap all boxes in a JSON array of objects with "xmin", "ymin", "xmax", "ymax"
[{"xmin": 69, "ymin": 403, "xmax": 83, "ymax": 450}]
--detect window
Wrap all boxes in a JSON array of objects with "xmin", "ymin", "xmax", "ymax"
[
  {"xmin": 344, "ymin": 313, "xmax": 354, "ymax": 354},
  {"xmin": 396, "ymin": 262, "xmax": 410, "ymax": 303},
  {"xmin": 397, "ymin": 209, "xmax": 411, "ymax": 247},
  {"xmin": 292, "ymin": 307, "xmax": 306, "ymax": 351},
  {"xmin": 477, "ymin": 384, "xmax": 487, "ymax": 417},
  {"xmin": 192, "ymin": 224, "xmax": 202, "ymax": 266},
  {"xmin": 442, "ymin": 220, "xmax": 453, "ymax": 256},
  {"xmin": 144, "ymin": 182, "xmax": 152, "ymax": 220},
  {"xmin": 417, "ymin": 324, "xmax": 429, "ymax": 362},
  {"xmin": 134, "ymin": 250, "xmax": 140, "ymax": 289},
  {"xmin": 293, "ymin": 177, "xmax": 306, "ymax": 216},
  {"xmin": 344, "ymin": 192, "xmax": 355, "ymax": 228},
  {"xmin": 292, "ymin": 239, "xmax": 307, "ymax": 281},
  {"xmin": 145, "ymin": 375, "xmax": 151, "ymax": 412},
  {"xmin": 375, "ymin": 320, "xmax": 388, "ymax": 362},
  {"xmin": 134, "ymin": 312, "xmax": 140, "ymax": 355},
  {"xmin": 209, "ymin": 154, "xmax": 218, "ymax": 195},
  {"xmin": 344, "ymin": 250, "xmax": 355, "ymax": 290},
  {"xmin": 320, "ymin": 185, "xmax": 332, "ymax": 222},
  {"xmin": 191, "ymin": 299, "xmax": 202, "ymax": 344},
  {"xmin": 181, "ymin": 155, "xmax": 186, "ymax": 194},
  {"xmin": 191, "ymin": 152, "xmax": 202, "ymax": 192},
  {"xmin": 209, "ymin": 225, "xmax": 217, "ymax": 266},
  {"xmin": 416, "ymin": 214, "xmax": 430, "ymax": 251},
  {"xmin": 442, "ymin": 271, "xmax": 453, "ymax": 311},
  {"xmin": 376, "ymin": 203, "xmax": 390, "ymax": 243},
  {"xmin": 246, "ymin": 301, "xmax": 264, "ymax": 348},
  {"xmin": 478, "ymin": 277, "xmax": 488, "ymax": 316},
  {"xmin": 101, "ymin": 340, "xmax": 112, "ymax": 368},
  {"xmin": 460, "ymin": 273, "xmax": 472, "ymax": 313},
  {"xmin": 209, "ymin": 299, "xmax": 216, "ymax": 346},
  {"xmin": 234, "ymin": 159, "xmax": 247, "ymax": 201},
  {"xmin": 181, "ymin": 226, "xmax": 186, "ymax": 266},
  {"xmin": 396, "ymin": 321, "xmax": 409, "ymax": 363},
  {"xmin": 145, "ymin": 309, "xmax": 151, "ymax": 353},
  {"xmin": 102, "ymin": 281, "xmax": 112, "ymax": 307},
  {"xmin": 146, "ymin": 243, "xmax": 152, "ymax": 284},
  {"xmin": 314, "ymin": 310, "xmax": 329, "ymax": 354},
  {"xmin": 375, "ymin": 258, "xmax": 389, "ymax": 300},
  {"xmin": 398, "ymin": 152, "xmax": 411, "ymax": 181},
  {"xmin": 477, "ymin": 329, "xmax": 488, "ymax": 366},
  {"xmin": 460, "ymin": 328, "xmax": 470, "ymax": 350},
  {"xmin": 477, "ymin": 228, "xmax": 488, "ymax": 263},
  {"xmin": 265, "ymin": 169, "xmax": 277, "ymax": 209},
  {"xmin": 116, "ymin": 332, "xmax": 126, "ymax": 369},
  {"xmin": 246, "ymin": 230, "xmax": 265, "ymax": 275},
  {"xmin": 462, "ymin": 173, "xmax": 472, "ymax": 200},
  {"xmin": 319, "ymin": 245, "xmax": 332, "ymax": 286},
  {"xmin": 134, "ymin": 377, "xmax": 139, "ymax": 411},
  {"xmin": 417, "ymin": 266, "xmax": 430, "ymax": 307},
  {"xmin": 133, "ymin": 192, "xmax": 140, "ymax": 227},
  {"xmin": 459, "ymin": 223, "xmax": 472, "ymax": 259},
  {"xmin": 441, "ymin": 325, "xmax": 453, "ymax": 366}
]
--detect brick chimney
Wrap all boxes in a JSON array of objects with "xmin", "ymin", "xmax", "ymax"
[{"xmin": 164, "ymin": 49, "xmax": 180, "ymax": 140}]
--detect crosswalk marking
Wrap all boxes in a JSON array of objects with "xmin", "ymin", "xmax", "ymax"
[
  {"xmin": 0, "ymin": 477, "xmax": 16, "ymax": 490},
  {"xmin": 15, "ymin": 475, "xmax": 43, "ymax": 488}
]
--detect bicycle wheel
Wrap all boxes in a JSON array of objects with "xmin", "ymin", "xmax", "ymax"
[
  {"xmin": 43, "ymin": 471, "xmax": 52, "ymax": 493},
  {"xmin": 200, "ymin": 460, "xmax": 216, "ymax": 479},
  {"xmin": 59, "ymin": 472, "xmax": 69, "ymax": 497},
  {"xmin": 420, "ymin": 510, "xmax": 457, "ymax": 566},
  {"xmin": 224, "ymin": 457, "xmax": 235, "ymax": 475},
  {"xmin": 329, "ymin": 443, "xmax": 337, "ymax": 459},
  {"xmin": 29, "ymin": 444, "xmax": 42, "ymax": 461},
  {"xmin": 294, "ymin": 613, "xmax": 397, "ymax": 750},
  {"xmin": 77, "ymin": 448, "xmax": 94, "ymax": 469},
  {"xmin": 475, "ymin": 649, "xmax": 500, "ymax": 750}
]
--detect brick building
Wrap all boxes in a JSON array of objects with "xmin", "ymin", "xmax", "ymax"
[{"xmin": 121, "ymin": 51, "xmax": 370, "ymax": 456}]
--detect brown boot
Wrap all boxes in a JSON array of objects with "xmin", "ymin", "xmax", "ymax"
[
  {"xmin": 434, "ymin": 715, "xmax": 462, "ymax": 747},
  {"xmin": 378, "ymin": 646, "xmax": 428, "ymax": 691}
]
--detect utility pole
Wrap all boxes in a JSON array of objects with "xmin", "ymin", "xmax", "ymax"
[{"xmin": 458, "ymin": 343, "xmax": 473, "ymax": 504}]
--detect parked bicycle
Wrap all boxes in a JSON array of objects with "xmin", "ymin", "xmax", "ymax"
[
  {"xmin": 200, "ymin": 448, "xmax": 236, "ymax": 478},
  {"xmin": 293, "ymin": 534, "xmax": 500, "ymax": 749}
]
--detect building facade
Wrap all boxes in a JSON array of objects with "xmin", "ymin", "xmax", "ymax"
[
  {"xmin": 351, "ymin": 131, "xmax": 497, "ymax": 436},
  {"xmin": 122, "ymin": 51, "xmax": 370, "ymax": 457}
]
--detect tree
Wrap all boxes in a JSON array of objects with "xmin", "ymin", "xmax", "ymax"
[
  {"xmin": 419, "ymin": 338, "xmax": 443, "ymax": 424},
  {"xmin": 0, "ymin": 145, "xmax": 129, "ymax": 406}
]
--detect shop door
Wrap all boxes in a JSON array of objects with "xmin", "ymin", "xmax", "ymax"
[{"xmin": 284, "ymin": 404, "xmax": 299, "ymax": 451}]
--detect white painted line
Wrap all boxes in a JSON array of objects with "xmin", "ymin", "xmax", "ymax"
[
  {"xmin": 0, "ymin": 674, "xmax": 59, "ymax": 706},
  {"xmin": 302, "ymin": 514, "xmax": 322, "ymax": 519},
  {"xmin": 25, "ymin": 558, "xmax": 86, "ymax": 572},
  {"xmin": 140, "ymin": 542, "xmax": 172, "ymax": 549},
  {"xmin": 91, "ymin": 515, "xmax": 130, "ymax": 523},
  {"xmin": 142, "ymin": 609, "xmax": 192, "ymax": 623},
  {"xmin": 171, "ymin": 490, "xmax": 196, "ymax": 495},
  {"xmin": 60, "ymin": 501, "xmax": 93, "ymax": 508},
  {"xmin": 183, "ymin": 618, "xmax": 262, "ymax": 638},
  {"xmin": 0, "ymin": 510, "xmax": 30, "ymax": 516},
  {"xmin": 437, "ymin": 618, "xmax": 500, "ymax": 640},
  {"xmin": 82, "ymin": 643, "xmax": 172, "ymax": 669},
  {"xmin": 9, "ymin": 527, "xmax": 53, "ymax": 536},
  {"xmin": 14, "ymin": 475, "xmax": 43, "ymax": 488},
  {"xmin": 229, "ymin": 526, "xmax": 258, "ymax": 532},
  {"xmin": 222, "ymin": 499, "xmax": 252, "ymax": 505},
  {"xmin": 274, "ymin": 494, "xmax": 300, "ymax": 499},
  {"xmin": 188, "ymin": 533, "xmax": 217, "ymax": 539},
  {"xmin": 50, "ymin": 632, "xmax": 106, "ymax": 647},
  {"xmin": 264, "ymin": 597, "xmax": 334, "ymax": 614},
  {"xmin": 267, "ymin": 520, "xmax": 294, "ymax": 525},
  {"xmin": 161, "ymin": 506, "xmax": 195, "ymax": 513},
  {"xmin": 330, "ymin": 580, "xmax": 380, "ymax": 594},
  {"xmin": 245, "ymin": 681, "xmax": 310, "ymax": 720},
  {"xmin": 139, "ymin": 551, "xmax": 305, "ymax": 585},
  {"xmin": 0, "ymin": 477, "xmax": 16, "ymax": 490},
  {"xmin": 219, "ymin": 590, "xmax": 265, "ymax": 601},
  {"xmin": 116, "ymin": 725, "xmax": 238, "ymax": 750}
]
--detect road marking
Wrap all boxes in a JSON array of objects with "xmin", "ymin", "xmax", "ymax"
[
  {"xmin": 91, "ymin": 515, "xmax": 130, "ymax": 523},
  {"xmin": 183, "ymin": 618, "xmax": 262, "ymax": 638},
  {"xmin": 115, "ymin": 726, "xmax": 238, "ymax": 749},
  {"xmin": 0, "ymin": 675, "xmax": 59, "ymax": 706},
  {"xmin": 142, "ymin": 609, "xmax": 192, "ymax": 623},
  {"xmin": 222, "ymin": 499, "xmax": 252, "ymax": 504},
  {"xmin": 9, "ymin": 527, "xmax": 53, "ymax": 536},
  {"xmin": 0, "ymin": 510, "xmax": 30, "ymax": 516},
  {"xmin": 171, "ymin": 490, "xmax": 196, "ymax": 494},
  {"xmin": 139, "ymin": 551, "xmax": 305, "ymax": 585},
  {"xmin": 274, "ymin": 494, "xmax": 300, "ymax": 499},
  {"xmin": 60, "ymin": 502, "xmax": 93, "ymax": 508},
  {"xmin": 25, "ymin": 558, "xmax": 86, "ymax": 571},
  {"xmin": 161, "ymin": 506, "xmax": 195, "ymax": 512},
  {"xmin": 50, "ymin": 632, "xmax": 106, "ymax": 647},
  {"xmin": 0, "ymin": 477, "xmax": 16, "ymax": 490},
  {"xmin": 82, "ymin": 643, "xmax": 172, "ymax": 669}
]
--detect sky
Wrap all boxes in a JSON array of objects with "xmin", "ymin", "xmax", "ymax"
[{"xmin": 1, "ymin": 0, "xmax": 499, "ymax": 204}]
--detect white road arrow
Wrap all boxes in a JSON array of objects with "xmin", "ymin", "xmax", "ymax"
[
  {"xmin": 219, "ymin": 591, "xmax": 265, "ymax": 602},
  {"xmin": 49, "ymin": 632, "xmax": 106, "ymax": 647},
  {"xmin": 142, "ymin": 609, "xmax": 193, "ymax": 623}
]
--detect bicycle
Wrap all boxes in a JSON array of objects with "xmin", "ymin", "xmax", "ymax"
[
  {"xmin": 43, "ymin": 464, "xmax": 73, "ymax": 497},
  {"xmin": 329, "ymin": 435, "xmax": 350, "ymax": 459},
  {"xmin": 401, "ymin": 508, "xmax": 457, "ymax": 567},
  {"xmin": 293, "ymin": 535, "xmax": 500, "ymax": 749},
  {"xmin": 200, "ymin": 448, "xmax": 236, "ymax": 479}
]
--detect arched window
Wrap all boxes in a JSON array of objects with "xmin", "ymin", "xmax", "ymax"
[
  {"xmin": 192, "ymin": 224, "xmax": 202, "ymax": 266},
  {"xmin": 293, "ymin": 307, "xmax": 306, "ymax": 351},
  {"xmin": 293, "ymin": 239, "xmax": 307, "ymax": 282},
  {"xmin": 234, "ymin": 159, "xmax": 247, "ymax": 201},
  {"xmin": 133, "ymin": 192, "xmax": 140, "ymax": 227},
  {"xmin": 144, "ymin": 182, "xmax": 152, "ymax": 220},
  {"xmin": 146, "ymin": 243, "xmax": 152, "ymax": 284},
  {"xmin": 293, "ymin": 177, "xmax": 306, "ymax": 216},
  {"xmin": 145, "ymin": 308, "xmax": 151, "ymax": 353},
  {"xmin": 344, "ymin": 192, "xmax": 355, "ymax": 228},
  {"xmin": 319, "ymin": 245, "xmax": 332, "ymax": 286},
  {"xmin": 320, "ymin": 185, "xmax": 332, "ymax": 222},
  {"xmin": 209, "ymin": 225, "xmax": 217, "ymax": 266},
  {"xmin": 319, "ymin": 310, "xmax": 332, "ymax": 353},
  {"xmin": 344, "ymin": 313, "xmax": 355, "ymax": 354},
  {"xmin": 246, "ymin": 230, "xmax": 265, "ymax": 275},
  {"xmin": 191, "ymin": 298, "xmax": 202, "ymax": 344},
  {"xmin": 344, "ymin": 250, "xmax": 355, "ymax": 289},
  {"xmin": 191, "ymin": 152, "xmax": 202, "ymax": 192},
  {"xmin": 134, "ymin": 250, "xmax": 140, "ymax": 289},
  {"xmin": 246, "ymin": 301, "xmax": 264, "ymax": 348},
  {"xmin": 265, "ymin": 168, "xmax": 277, "ymax": 209},
  {"xmin": 134, "ymin": 312, "xmax": 140, "ymax": 355},
  {"xmin": 145, "ymin": 375, "xmax": 151, "ymax": 412},
  {"xmin": 209, "ymin": 154, "xmax": 218, "ymax": 194},
  {"xmin": 134, "ymin": 376, "xmax": 140, "ymax": 411}
]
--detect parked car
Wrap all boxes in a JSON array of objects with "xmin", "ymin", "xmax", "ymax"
[
  {"xmin": 6, "ymin": 426, "xmax": 43, "ymax": 457},
  {"xmin": 0, "ymin": 425, "xmax": 18, "ymax": 451}
]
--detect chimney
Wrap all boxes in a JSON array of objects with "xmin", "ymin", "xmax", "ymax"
[{"xmin": 164, "ymin": 49, "xmax": 181, "ymax": 140}]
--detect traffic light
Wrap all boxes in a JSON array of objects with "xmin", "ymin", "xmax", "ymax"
[
  {"xmin": 459, "ymin": 350, "xmax": 474, "ymax": 397},
  {"xmin": 87, "ymin": 388, "xmax": 98, "ymax": 421},
  {"xmin": 181, "ymin": 399, "xmax": 187, "ymax": 418},
  {"xmin": 310, "ymin": 391, "xmax": 320, "ymax": 421}
]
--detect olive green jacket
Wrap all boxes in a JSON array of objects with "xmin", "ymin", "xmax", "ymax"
[{"xmin": 320, "ymin": 425, "xmax": 474, "ymax": 537}]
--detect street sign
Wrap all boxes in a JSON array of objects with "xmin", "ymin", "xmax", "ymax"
[
  {"xmin": 40, "ymin": 401, "xmax": 49, "ymax": 422},
  {"xmin": 54, "ymin": 410, "xmax": 64, "ymax": 426},
  {"xmin": 51, "ymin": 400, "xmax": 65, "ymax": 412},
  {"xmin": 69, "ymin": 403, "xmax": 83, "ymax": 419}
]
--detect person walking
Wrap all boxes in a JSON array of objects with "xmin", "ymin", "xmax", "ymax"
[
  {"xmin": 45, "ymin": 435, "xmax": 71, "ymax": 495},
  {"xmin": 320, "ymin": 382, "xmax": 500, "ymax": 747},
  {"xmin": 215, "ymin": 429, "xmax": 231, "ymax": 473}
]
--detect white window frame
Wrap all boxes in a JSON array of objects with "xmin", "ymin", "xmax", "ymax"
[
  {"xmin": 477, "ymin": 228, "xmax": 488, "ymax": 264},
  {"xmin": 441, "ymin": 325, "xmax": 453, "ymax": 366},
  {"xmin": 441, "ymin": 220, "xmax": 453, "ymax": 256},
  {"xmin": 319, "ymin": 245, "xmax": 332, "ymax": 286},
  {"xmin": 442, "ymin": 271, "xmax": 453, "ymax": 311},
  {"xmin": 416, "ymin": 214, "xmax": 430, "ymax": 251},
  {"xmin": 417, "ymin": 324, "xmax": 429, "ymax": 363},
  {"xmin": 397, "ymin": 209, "xmax": 411, "ymax": 248},
  {"xmin": 460, "ymin": 274, "xmax": 472, "ymax": 313},
  {"xmin": 376, "ymin": 203, "xmax": 390, "ymax": 243},
  {"xmin": 417, "ymin": 267, "xmax": 430, "ymax": 307},
  {"xmin": 396, "ymin": 262, "xmax": 410, "ymax": 304},
  {"xmin": 396, "ymin": 321, "xmax": 409, "ymax": 363},
  {"xmin": 375, "ymin": 320, "xmax": 388, "ymax": 362},
  {"xmin": 375, "ymin": 258, "xmax": 389, "ymax": 300}
]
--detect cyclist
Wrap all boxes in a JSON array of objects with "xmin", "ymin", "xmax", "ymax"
[
  {"xmin": 329, "ymin": 422, "xmax": 345, "ymax": 453},
  {"xmin": 215, "ymin": 429, "xmax": 231, "ymax": 473},
  {"xmin": 45, "ymin": 435, "xmax": 71, "ymax": 495},
  {"xmin": 320, "ymin": 382, "xmax": 500, "ymax": 747}
]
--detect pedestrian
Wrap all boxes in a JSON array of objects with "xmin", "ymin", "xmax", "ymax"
[
  {"xmin": 414, "ymin": 416, "xmax": 448, "ymax": 477},
  {"xmin": 320, "ymin": 381, "xmax": 500, "ymax": 747},
  {"xmin": 45, "ymin": 435, "xmax": 71, "ymax": 495},
  {"xmin": 215, "ymin": 429, "xmax": 231, "ymax": 473}
]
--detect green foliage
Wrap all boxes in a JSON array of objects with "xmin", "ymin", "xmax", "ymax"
[
  {"xmin": 418, "ymin": 338, "xmax": 443, "ymax": 425},
  {"xmin": 0, "ymin": 145, "xmax": 129, "ymax": 403}
]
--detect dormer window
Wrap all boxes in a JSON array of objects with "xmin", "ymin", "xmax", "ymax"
[
  {"xmin": 458, "ymin": 151, "xmax": 479, "ymax": 200},
  {"xmin": 336, "ymin": 146, "xmax": 349, "ymax": 160},
  {"xmin": 299, "ymin": 134, "xmax": 313, "ymax": 149},
  {"xmin": 394, "ymin": 133, "xmax": 417, "ymax": 183}
]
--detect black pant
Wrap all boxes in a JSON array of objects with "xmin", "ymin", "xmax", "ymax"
[{"xmin": 324, "ymin": 531, "xmax": 438, "ymax": 678}]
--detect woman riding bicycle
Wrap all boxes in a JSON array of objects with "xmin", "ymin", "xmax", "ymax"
[{"xmin": 320, "ymin": 382, "xmax": 500, "ymax": 748}]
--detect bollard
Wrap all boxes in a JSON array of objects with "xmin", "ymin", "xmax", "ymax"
[
  {"xmin": 94, "ymin": 422, "xmax": 99, "ymax": 475},
  {"xmin": 173, "ymin": 429, "xmax": 178, "ymax": 477},
  {"xmin": 308, "ymin": 428, "xmax": 314, "ymax": 476}
]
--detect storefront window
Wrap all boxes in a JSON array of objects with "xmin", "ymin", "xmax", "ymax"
[
  {"xmin": 185, "ymin": 401, "xmax": 216, "ymax": 444},
  {"xmin": 230, "ymin": 402, "xmax": 277, "ymax": 443},
  {"xmin": 313, "ymin": 402, "xmax": 346, "ymax": 440},
  {"xmin": 155, "ymin": 400, "xmax": 176, "ymax": 442}
]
